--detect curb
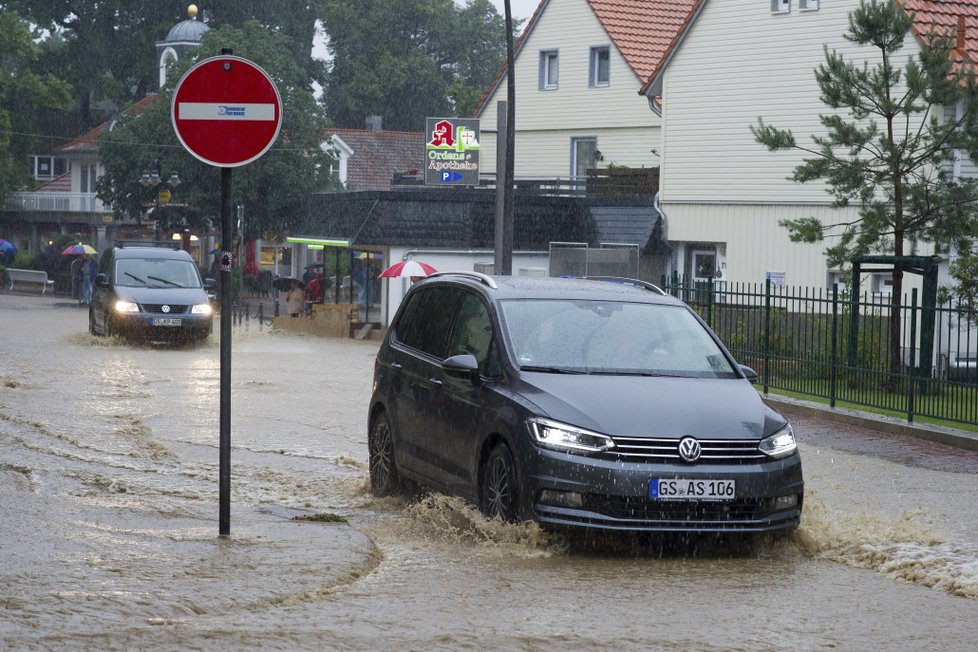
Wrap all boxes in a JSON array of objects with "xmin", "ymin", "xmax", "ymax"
[{"xmin": 763, "ymin": 393, "xmax": 978, "ymax": 453}]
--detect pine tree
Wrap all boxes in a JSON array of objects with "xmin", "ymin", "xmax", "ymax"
[{"xmin": 752, "ymin": 0, "xmax": 978, "ymax": 383}]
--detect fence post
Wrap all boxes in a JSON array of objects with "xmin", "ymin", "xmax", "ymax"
[
  {"xmin": 831, "ymin": 283, "xmax": 838, "ymax": 408},
  {"xmin": 707, "ymin": 276, "xmax": 714, "ymax": 326},
  {"xmin": 907, "ymin": 288, "xmax": 918, "ymax": 423},
  {"xmin": 849, "ymin": 261, "xmax": 860, "ymax": 368},
  {"xmin": 763, "ymin": 277, "xmax": 771, "ymax": 394}
]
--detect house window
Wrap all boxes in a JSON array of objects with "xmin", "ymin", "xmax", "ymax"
[
  {"xmin": 589, "ymin": 46, "xmax": 610, "ymax": 87},
  {"xmin": 571, "ymin": 137, "xmax": 598, "ymax": 178},
  {"xmin": 80, "ymin": 165, "xmax": 96, "ymax": 193},
  {"xmin": 771, "ymin": 0, "xmax": 790, "ymax": 13},
  {"xmin": 539, "ymin": 50, "xmax": 559, "ymax": 90},
  {"xmin": 799, "ymin": 0, "xmax": 819, "ymax": 10},
  {"xmin": 30, "ymin": 155, "xmax": 68, "ymax": 180}
]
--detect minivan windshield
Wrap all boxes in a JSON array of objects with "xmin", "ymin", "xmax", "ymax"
[
  {"xmin": 115, "ymin": 258, "xmax": 203, "ymax": 289},
  {"xmin": 499, "ymin": 299, "xmax": 738, "ymax": 378}
]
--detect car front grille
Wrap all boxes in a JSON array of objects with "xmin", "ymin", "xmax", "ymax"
[
  {"xmin": 602, "ymin": 436, "xmax": 765, "ymax": 464},
  {"xmin": 582, "ymin": 494, "xmax": 776, "ymax": 521},
  {"xmin": 141, "ymin": 304, "xmax": 191, "ymax": 314}
]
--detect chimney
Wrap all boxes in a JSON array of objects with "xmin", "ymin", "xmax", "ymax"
[
  {"xmin": 958, "ymin": 15, "xmax": 966, "ymax": 53},
  {"xmin": 366, "ymin": 115, "xmax": 382, "ymax": 131}
]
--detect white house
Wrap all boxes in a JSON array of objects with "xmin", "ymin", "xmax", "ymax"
[
  {"xmin": 642, "ymin": 0, "xmax": 978, "ymax": 292},
  {"xmin": 475, "ymin": 0, "xmax": 696, "ymax": 180}
]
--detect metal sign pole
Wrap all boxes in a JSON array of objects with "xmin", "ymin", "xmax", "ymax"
[{"xmin": 219, "ymin": 166, "xmax": 233, "ymax": 536}]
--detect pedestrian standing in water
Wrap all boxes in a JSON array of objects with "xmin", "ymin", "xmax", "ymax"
[
  {"xmin": 287, "ymin": 279, "xmax": 304, "ymax": 318},
  {"xmin": 80, "ymin": 254, "xmax": 96, "ymax": 305}
]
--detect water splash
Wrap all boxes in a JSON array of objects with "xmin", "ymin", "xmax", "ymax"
[
  {"xmin": 401, "ymin": 493, "xmax": 564, "ymax": 557},
  {"xmin": 797, "ymin": 493, "xmax": 978, "ymax": 600}
]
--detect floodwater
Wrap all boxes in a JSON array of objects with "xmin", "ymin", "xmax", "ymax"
[{"xmin": 2, "ymin": 293, "xmax": 978, "ymax": 650}]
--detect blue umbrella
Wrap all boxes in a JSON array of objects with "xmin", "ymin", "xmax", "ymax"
[{"xmin": 0, "ymin": 239, "xmax": 16, "ymax": 255}]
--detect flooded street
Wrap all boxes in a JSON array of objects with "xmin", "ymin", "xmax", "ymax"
[{"xmin": 2, "ymin": 293, "xmax": 978, "ymax": 650}]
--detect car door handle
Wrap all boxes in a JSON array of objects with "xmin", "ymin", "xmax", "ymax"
[
  {"xmin": 390, "ymin": 363, "xmax": 402, "ymax": 370},
  {"xmin": 428, "ymin": 378, "xmax": 443, "ymax": 387}
]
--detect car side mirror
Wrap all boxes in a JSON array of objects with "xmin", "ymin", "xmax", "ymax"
[
  {"xmin": 443, "ymin": 353, "xmax": 481, "ymax": 387},
  {"xmin": 95, "ymin": 272, "xmax": 108, "ymax": 286},
  {"xmin": 204, "ymin": 278, "xmax": 217, "ymax": 290},
  {"xmin": 739, "ymin": 364, "xmax": 758, "ymax": 383}
]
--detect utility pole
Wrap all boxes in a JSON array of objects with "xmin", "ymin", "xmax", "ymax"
[{"xmin": 494, "ymin": 0, "xmax": 516, "ymax": 275}]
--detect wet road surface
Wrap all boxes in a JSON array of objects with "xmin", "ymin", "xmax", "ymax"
[{"xmin": 2, "ymin": 293, "xmax": 977, "ymax": 650}]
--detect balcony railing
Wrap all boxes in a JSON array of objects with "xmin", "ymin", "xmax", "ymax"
[{"xmin": 3, "ymin": 191, "xmax": 107, "ymax": 213}]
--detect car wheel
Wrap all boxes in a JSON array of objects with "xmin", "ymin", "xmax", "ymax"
[
  {"xmin": 368, "ymin": 412, "xmax": 400, "ymax": 496},
  {"xmin": 480, "ymin": 443, "xmax": 519, "ymax": 522}
]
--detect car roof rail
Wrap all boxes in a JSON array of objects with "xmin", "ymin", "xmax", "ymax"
[
  {"xmin": 427, "ymin": 270, "xmax": 498, "ymax": 289},
  {"xmin": 114, "ymin": 239, "xmax": 181, "ymax": 250},
  {"xmin": 580, "ymin": 276, "xmax": 667, "ymax": 295}
]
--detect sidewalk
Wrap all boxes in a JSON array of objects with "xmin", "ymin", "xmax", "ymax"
[{"xmin": 764, "ymin": 393, "xmax": 978, "ymax": 453}]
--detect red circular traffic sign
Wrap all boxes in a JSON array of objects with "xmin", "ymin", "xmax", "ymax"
[{"xmin": 172, "ymin": 55, "xmax": 283, "ymax": 167}]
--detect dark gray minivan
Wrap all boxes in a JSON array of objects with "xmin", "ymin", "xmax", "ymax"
[
  {"xmin": 367, "ymin": 272, "xmax": 803, "ymax": 534},
  {"xmin": 89, "ymin": 241, "xmax": 214, "ymax": 342}
]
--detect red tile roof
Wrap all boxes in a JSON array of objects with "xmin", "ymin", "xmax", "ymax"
[
  {"xmin": 54, "ymin": 94, "xmax": 161, "ymax": 154},
  {"xmin": 900, "ymin": 0, "xmax": 978, "ymax": 64},
  {"xmin": 474, "ymin": 0, "xmax": 697, "ymax": 116},
  {"xmin": 586, "ymin": 0, "xmax": 699, "ymax": 83},
  {"xmin": 325, "ymin": 129, "xmax": 424, "ymax": 191}
]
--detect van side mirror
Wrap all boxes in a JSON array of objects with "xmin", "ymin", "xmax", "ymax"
[
  {"xmin": 443, "ymin": 353, "xmax": 481, "ymax": 387},
  {"xmin": 739, "ymin": 364, "xmax": 758, "ymax": 383},
  {"xmin": 204, "ymin": 278, "xmax": 217, "ymax": 290},
  {"xmin": 95, "ymin": 272, "xmax": 109, "ymax": 286}
]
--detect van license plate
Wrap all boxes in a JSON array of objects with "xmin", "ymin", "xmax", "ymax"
[
  {"xmin": 151, "ymin": 318, "xmax": 182, "ymax": 327},
  {"xmin": 651, "ymin": 478, "xmax": 735, "ymax": 501}
]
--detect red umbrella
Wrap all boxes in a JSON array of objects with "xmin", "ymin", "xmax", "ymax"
[{"xmin": 379, "ymin": 260, "xmax": 437, "ymax": 279}]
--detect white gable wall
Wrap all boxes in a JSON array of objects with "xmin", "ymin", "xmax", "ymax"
[
  {"xmin": 478, "ymin": 0, "xmax": 661, "ymax": 179},
  {"xmin": 658, "ymin": 0, "xmax": 939, "ymax": 289}
]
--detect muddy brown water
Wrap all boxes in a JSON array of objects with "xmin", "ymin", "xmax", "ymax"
[{"xmin": 2, "ymin": 294, "xmax": 977, "ymax": 650}]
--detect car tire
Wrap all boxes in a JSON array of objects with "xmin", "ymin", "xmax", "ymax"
[
  {"xmin": 480, "ymin": 443, "xmax": 519, "ymax": 522},
  {"xmin": 368, "ymin": 412, "xmax": 400, "ymax": 496}
]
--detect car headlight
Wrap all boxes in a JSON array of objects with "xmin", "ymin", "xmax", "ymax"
[
  {"xmin": 758, "ymin": 423, "xmax": 797, "ymax": 459},
  {"xmin": 114, "ymin": 300, "xmax": 138, "ymax": 314},
  {"xmin": 528, "ymin": 417, "xmax": 615, "ymax": 454},
  {"xmin": 191, "ymin": 303, "xmax": 213, "ymax": 315}
]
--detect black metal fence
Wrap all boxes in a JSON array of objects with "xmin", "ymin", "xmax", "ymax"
[{"xmin": 661, "ymin": 277, "xmax": 978, "ymax": 427}]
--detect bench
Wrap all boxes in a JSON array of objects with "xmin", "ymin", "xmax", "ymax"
[{"xmin": 5, "ymin": 268, "xmax": 55, "ymax": 294}]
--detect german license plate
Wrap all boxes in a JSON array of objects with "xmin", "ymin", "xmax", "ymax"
[
  {"xmin": 151, "ymin": 318, "xmax": 182, "ymax": 327},
  {"xmin": 651, "ymin": 478, "xmax": 735, "ymax": 501}
]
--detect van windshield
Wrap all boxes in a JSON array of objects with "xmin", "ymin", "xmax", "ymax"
[
  {"xmin": 115, "ymin": 258, "xmax": 202, "ymax": 289},
  {"xmin": 499, "ymin": 299, "xmax": 738, "ymax": 378}
]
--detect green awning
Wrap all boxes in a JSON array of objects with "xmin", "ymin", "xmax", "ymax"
[{"xmin": 286, "ymin": 236, "xmax": 351, "ymax": 248}]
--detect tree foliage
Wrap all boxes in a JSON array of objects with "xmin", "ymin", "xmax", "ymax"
[
  {"xmin": 321, "ymin": 0, "xmax": 516, "ymax": 130},
  {"xmin": 752, "ymin": 0, "xmax": 978, "ymax": 379},
  {"xmin": 95, "ymin": 22, "xmax": 338, "ymax": 239},
  {"xmin": 0, "ymin": 10, "xmax": 73, "ymax": 203},
  {"xmin": 4, "ymin": 1, "xmax": 325, "ymax": 132}
]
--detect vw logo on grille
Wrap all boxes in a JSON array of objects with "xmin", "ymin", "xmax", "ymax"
[
  {"xmin": 162, "ymin": 305, "xmax": 171, "ymax": 313},
  {"xmin": 678, "ymin": 437, "xmax": 702, "ymax": 463}
]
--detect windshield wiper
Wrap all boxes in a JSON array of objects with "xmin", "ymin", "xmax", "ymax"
[
  {"xmin": 147, "ymin": 275, "xmax": 183, "ymax": 288},
  {"xmin": 124, "ymin": 272, "xmax": 147, "ymax": 285},
  {"xmin": 588, "ymin": 370, "xmax": 671, "ymax": 377},
  {"xmin": 519, "ymin": 365, "xmax": 587, "ymax": 374}
]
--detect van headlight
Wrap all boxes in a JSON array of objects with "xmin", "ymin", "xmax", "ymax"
[
  {"xmin": 528, "ymin": 418, "xmax": 615, "ymax": 454},
  {"xmin": 759, "ymin": 424, "xmax": 797, "ymax": 459},
  {"xmin": 114, "ymin": 300, "xmax": 138, "ymax": 314},
  {"xmin": 191, "ymin": 303, "xmax": 213, "ymax": 315}
]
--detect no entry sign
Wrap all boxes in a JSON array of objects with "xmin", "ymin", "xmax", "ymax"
[{"xmin": 172, "ymin": 55, "xmax": 282, "ymax": 167}]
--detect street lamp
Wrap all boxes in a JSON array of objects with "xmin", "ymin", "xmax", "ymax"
[{"xmin": 139, "ymin": 161, "xmax": 181, "ymax": 241}]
